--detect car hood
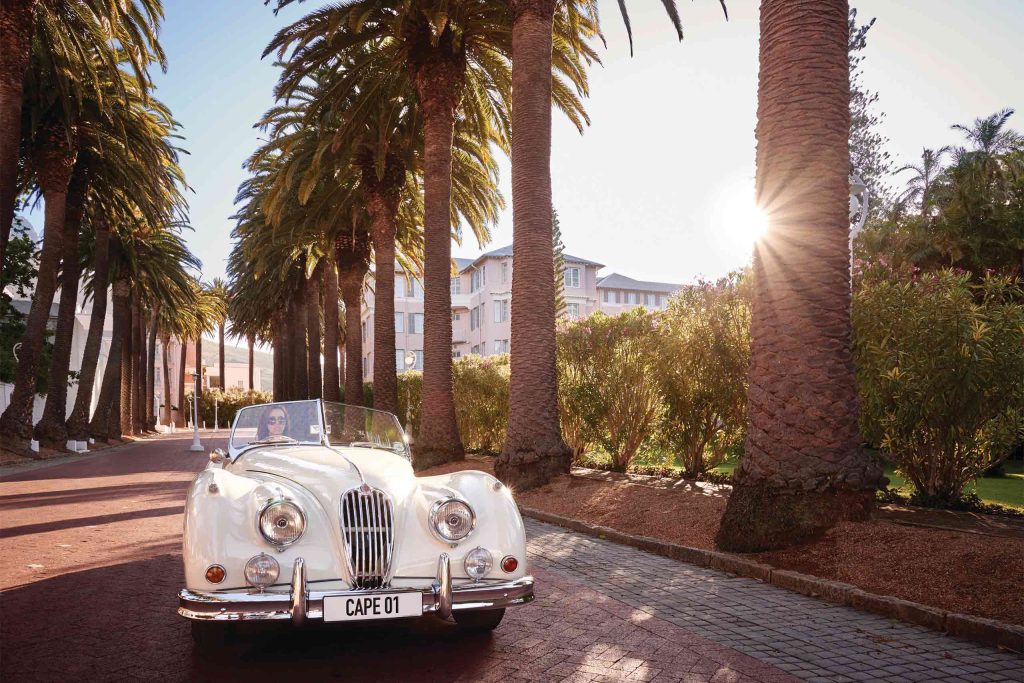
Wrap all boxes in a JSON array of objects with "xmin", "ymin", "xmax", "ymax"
[{"xmin": 232, "ymin": 444, "xmax": 422, "ymax": 508}]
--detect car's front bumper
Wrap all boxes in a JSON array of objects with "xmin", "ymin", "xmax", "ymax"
[{"xmin": 178, "ymin": 553, "xmax": 534, "ymax": 624}]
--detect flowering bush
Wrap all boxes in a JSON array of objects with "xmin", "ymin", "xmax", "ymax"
[{"xmin": 853, "ymin": 271, "xmax": 1024, "ymax": 505}]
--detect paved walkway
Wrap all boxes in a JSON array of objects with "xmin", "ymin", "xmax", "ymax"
[{"xmin": 0, "ymin": 434, "xmax": 1020, "ymax": 682}]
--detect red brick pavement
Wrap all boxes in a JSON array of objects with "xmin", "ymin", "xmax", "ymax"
[{"xmin": 0, "ymin": 434, "xmax": 797, "ymax": 683}]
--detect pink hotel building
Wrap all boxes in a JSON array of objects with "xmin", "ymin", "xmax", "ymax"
[{"xmin": 359, "ymin": 244, "xmax": 683, "ymax": 381}]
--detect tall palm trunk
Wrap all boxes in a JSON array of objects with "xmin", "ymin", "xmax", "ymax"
[
  {"xmin": 247, "ymin": 334, "xmax": 255, "ymax": 392},
  {"xmin": 90, "ymin": 278, "xmax": 130, "ymax": 441},
  {"xmin": 716, "ymin": 0, "xmax": 882, "ymax": 552},
  {"xmin": 410, "ymin": 63, "xmax": 465, "ymax": 467},
  {"xmin": 120, "ymin": 292, "xmax": 135, "ymax": 436},
  {"xmin": 176, "ymin": 338, "xmax": 187, "ymax": 427},
  {"xmin": 134, "ymin": 294, "xmax": 147, "ymax": 434},
  {"xmin": 0, "ymin": 0, "xmax": 38, "ymax": 271},
  {"xmin": 306, "ymin": 267, "xmax": 323, "ymax": 399},
  {"xmin": 160, "ymin": 332, "xmax": 172, "ymax": 426},
  {"xmin": 368, "ymin": 191, "xmax": 400, "ymax": 414},
  {"xmin": 218, "ymin": 320, "xmax": 225, "ymax": 393},
  {"xmin": 146, "ymin": 302, "xmax": 160, "ymax": 430},
  {"xmin": 67, "ymin": 223, "xmax": 111, "ymax": 440},
  {"xmin": 323, "ymin": 258, "xmax": 341, "ymax": 402},
  {"xmin": 290, "ymin": 287, "xmax": 309, "ymax": 399},
  {"xmin": 496, "ymin": 0, "xmax": 571, "ymax": 489},
  {"xmin": 194, "ymin": 336, "xmax": 203, "ymax": 407},
  {"xmin": 35, "ymin": 167, "xmax": 87, "ymax": 450},
  {"xmin": 339, "ymin": 257, "xmax": 367, "ymax": 406},
  {"xmin": 0, "ymin": 125, "xmax": 77, "ymax": 454},
  {"xmin": 271, "ymin": 313, "xmax": 285, "ymax": 401}
]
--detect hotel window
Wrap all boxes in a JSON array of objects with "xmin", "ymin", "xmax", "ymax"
[
  {"xmin": 567, "ymin": 303, "xmax": 580, "ymax": 319},
  {"xmin": 453, "ymin": 313, "xmax": 461, "ymax": 321},
  {"xmin": 471, "ymin": 268, "xmax": 485, "ymax": 292},
  {"xmin": 450, "ymin": 276, "xmax": 461, "ymax": 295},
  {"xmin": 453, "ymin": 350, "xmax": 462, "ymax": 358},
  {"xmin": 495, "ymin": 339, "xmax": 509, "ymax": 353},
  {"xmin": 470, "ymin": 306, "xmax": 478, "ymax": 330},
  {"xmin": 627, "ymin": 292, "xmax": 638, "ymax": 305},
  {"xmin": 361, "ymin": 320, "xmax": 367, "ymax": 341},
  {"xmin": 410, "ymin": 278, "xmax": 423, "ymax": 299},
  {"xmin": 414, "ymin": 350, "xmax": 424, "ymax": 370},
  {"xmin": 395, "ymin": 276, "xmax": 406, "ymax": 299},
  {"xmin": 501, "ymin": 261, "xmax": 508, "ymax": 283},
  {"xmin": 471, "ymin": 344, "xmax": 480, "ymax": 355},
  {"xmin": 408, "ymin": 313, "xmax": 424, "ymax": 334},
  {"xmin": 395, "ymin": 349, "xmax": 405, "ymax": 370},
  {"xmin": 494, "ymin": 299, "xmax": 509, "ymax": 323},
  {"xmin": 645, "ymin": 293, "xmax": 656, "ymax": 307},
  {"xmin": 612, "ymin": 290, "xmax": 621, "ymax": 304},
  {"xmin": 565, "ymin": 266, "xmax": 580, "ymax": 288},
  {"xmin": 362, "ymin": 355, "xmax": 369, "ymax": 378},
  {"xmin": 394, "ymin": 312, "xmax": 404, "ymax": 333}
]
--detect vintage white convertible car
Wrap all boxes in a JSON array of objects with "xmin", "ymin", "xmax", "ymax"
[{"xmin": 178, "ymin": 399, "xmax": 533, "ymax": 646}]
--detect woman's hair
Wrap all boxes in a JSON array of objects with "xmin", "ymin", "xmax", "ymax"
[{"xmin": 256, "ymin": 407, "xmax": 289, "ymax": 439}]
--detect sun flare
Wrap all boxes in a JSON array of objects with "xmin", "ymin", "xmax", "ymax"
[{"xmin": 718, "ymin": 186, "xmax": 769, "ymax": 252}]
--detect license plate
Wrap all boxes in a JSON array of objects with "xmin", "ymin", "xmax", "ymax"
[{"xmin": 323, "ymin": 592, "xmax": 422, "ymax": 622}]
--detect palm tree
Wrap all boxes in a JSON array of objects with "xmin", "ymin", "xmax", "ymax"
[
  {"xmin": 895, "ymin": 147, "xmax": 949, "ymax": 222},
  {"xmin": 209, "ymin": 277, "xmax": 231, "ymax": 392},
  {"xmin": 716, "ymin": 0, "xmax": 883, "ymax": 553},
  {"xmin": 0, "ymin": 0, "xmax": 166, "ymax": 274}
]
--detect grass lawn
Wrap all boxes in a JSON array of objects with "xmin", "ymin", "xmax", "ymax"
[{"xmin": 883, "ymin": 460, "xmax": 1023, "ymax": 510}]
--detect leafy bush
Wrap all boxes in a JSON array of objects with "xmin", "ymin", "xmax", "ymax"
[
  {"xmin": 853, "ymin": 271, "xmax": 1024, "ymax": 505},
  {"xmin": 398, "ymin": 355, "xmax": 509, "ymax": 453},
  {"xmin": 655, "ymin": 273, "xmax": 751, "ymax": 476},
  {"xmin": 557, "ymin": 309, "xmax": 661, "ymax": 472},
  {"xmin": 196, "ymin": 388, "xmax": 273, "ymax": 428}
]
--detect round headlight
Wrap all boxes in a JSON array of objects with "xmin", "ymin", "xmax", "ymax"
[
  {"xmin": 244, "ymin": 553, "xmax": 280, "ymax": 588},
  {"xmin": 430, "ymin": 498, "xmax": 475, "ymax": 542},
  {"xmin": 464, "ymin": 547, "xmax": 492, "ymax": 580},
  {"xmin": 259, "ymin": 500, "xmax": 306, "ymax": 546}
]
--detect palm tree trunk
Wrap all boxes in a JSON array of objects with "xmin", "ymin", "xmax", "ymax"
[
  {"xmin": 496, "ymin": 0, "xmax": 571, "ymax": 489},
  {"xmin": 0, "ymin": 0, "xmax": 37, "ymax": 272},
  {"xmin": 339, "ymin": 259, "xmax": 367, "ymax": 406},
  {"xmin": 35, "ymin": 167, "xmax": 87, "ymax": 450},
  {"xmin": 323, "ymin": 257, "xmax": 341, "ymax": 402},
  {"xmin": 131, "ymin": 289, "xmax": 145, "ymax": 435},
  {"xmin": 176, "ymin": 338, "xmax": 187, "ymax": 428},
  {"xmin": 369, "ymin": 192, "xmax": 400, "ymax": 415},
  {"xmin": 67, "ymin": 223, "xmax": 111, "ymax": 440},
  {"xmin": 247, "ymin": 334, "xmax": 255, "ymax": 391},
  {"xmin": 90, "ymin": 278, "xmax": 130, "ymax": 441},
  {"xmin": 271, "ymin": 313, "xmax": 285, "ymax": 401},
  {"xmin": 306, "ymin": 266, "xmax": 323, "ymax": 399},
  {"xmin": 410, "ymin": 69, "xmax": 465, "ymax": 467},
  {"xmin": 146, "ymin": 301, "xmax": 160, "ymax": 430},
  {"xmin": 160, "ymin": 332, "xmax": 172, "ymax": 426},
  {"xmin": 0, "ymin": 126, "xmax": 76, "ymax": 454},
  {"xmin": 195, "ymin": 336, "xmax": 203, "ymax": 407},
  {"xmin": 290, "ymin": 287, "xmax": 309, "ymax": 399},
  {"xmin": 716, "ymin": 0, "xmax": 882, "ymax": 553},
  {"xmin": 218, "ymin": 321, "xmax": 225, "ymax": 393},
  {"xmin": 120, "ymin": 292, "xmax": 135, "ymax": 436}
]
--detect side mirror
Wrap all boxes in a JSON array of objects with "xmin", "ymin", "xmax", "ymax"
[{"xmin": 209, "ymin": 448, "xmax": 227, "ymax": 465}]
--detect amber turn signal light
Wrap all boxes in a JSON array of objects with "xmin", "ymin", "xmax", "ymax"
[
  {"xmin": 205, "ymin": 564, "xmax": 226, "ymax": 583},
  {"xmin": 501, "ymin": 556, "xmax": 518, "ymax": 573}
]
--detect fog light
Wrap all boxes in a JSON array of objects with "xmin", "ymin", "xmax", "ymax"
[
  {"xmin": 464, "ymin": 547, "xmax": 492, "ymax": 580},
  {"xmin": 205, "ymin": 564, "xmax": 226, "ymax": 584},
  {"xmin": 501, "ymin": 556, "xmax": 518, "ymax": 573},
  {"xmin": 244, "ymin": 553, "xmax": 280, "ymax": 589}
]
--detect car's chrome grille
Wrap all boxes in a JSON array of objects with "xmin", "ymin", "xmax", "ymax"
[{"xmin": 339, "ymin": 486, "xmax": 395, "ymax": 589}]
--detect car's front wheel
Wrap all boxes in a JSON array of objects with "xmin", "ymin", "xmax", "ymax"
[
  {"xmin": 191, "ymin": 620, "xmax": 235, "ymax": 652},
  {"xmin": 453, "ymin": 608, "xmax": 505, "ymax": 632}
]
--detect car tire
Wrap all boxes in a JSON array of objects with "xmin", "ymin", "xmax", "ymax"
[
  {"xmin": 191, "ymin": 620, "xmax": 234, "ymax": 652},
  {"xmin": 453, "ymin": 608, "xmax": 505, "ymax": 631}
]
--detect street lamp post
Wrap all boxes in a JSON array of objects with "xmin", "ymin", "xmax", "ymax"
[{"xmin": 189, "ymin": 371, "xmax": 204, "ymax": 452}]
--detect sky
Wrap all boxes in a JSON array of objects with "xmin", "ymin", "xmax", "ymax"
[{"xmin": 24, "ymin": 0, "xmax": 1024, "ymax": 294}]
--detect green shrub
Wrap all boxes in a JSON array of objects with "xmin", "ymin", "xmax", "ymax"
[
  {"xmin": 397, "ymin": 371, "xmax": 422, "ymax": 434},
  {"xmin": 853, "ymin": 271, "xmax": 1024, "ymax": 505},
  {"xmin": 197, "ymin": 388, "xmax": 274, "ymax": 428},
  {"xmin": 557, "ymin": 309, "xmax": 661, "ymax": 472},
  {"xmin": 655, "ymin": 273, "xmax": 750, "ymax": 476}
]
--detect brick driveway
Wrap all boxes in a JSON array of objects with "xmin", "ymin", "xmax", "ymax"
[{"xmin": 0, "ymin": 434, "xmax": 1020, "ymax": 682}]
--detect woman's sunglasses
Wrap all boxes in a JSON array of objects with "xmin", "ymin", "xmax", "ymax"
[{"xmin": 267, "ymin": 416, "xmax": 287, "ymax": 425}]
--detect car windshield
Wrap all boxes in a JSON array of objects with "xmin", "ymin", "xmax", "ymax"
[
  {"xmin": 229, "ymin": 400, "xmax": 410, "ymax": 459},
  {"xmin": 322, "ymin": 401, "xmax": 410, "ymax": 459}
]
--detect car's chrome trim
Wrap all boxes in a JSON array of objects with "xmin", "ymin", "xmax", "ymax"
[
  {"xmin": 178, "ymin": 556, "xmax": 533, "ymax": 624},
  {"xmin": 434, "ymin": 553, "xmax": 453, "ymax": 620}
]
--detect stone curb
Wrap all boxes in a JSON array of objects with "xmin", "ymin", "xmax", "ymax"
[{"xmin": 520, "ymin": 506, "xmax": 1024, "ymax": 654}]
